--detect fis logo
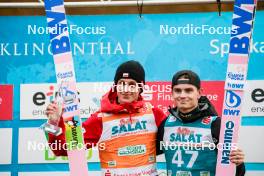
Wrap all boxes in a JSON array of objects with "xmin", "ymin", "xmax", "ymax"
[
  {"xmin": 223, "ymin": 91, "xmax": 241, "ymax": 116},
  {"xmin": 58, "ymin": 84, "xmax": 79, "ymax": 113},
  {"xmin": 60, "ymin": 87, "xmax": 76, "ymax": 105}
]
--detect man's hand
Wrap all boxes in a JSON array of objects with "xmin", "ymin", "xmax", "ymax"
[{"xmin": 230, "ymin": 148, "xmax": 245, "ymax": 166}]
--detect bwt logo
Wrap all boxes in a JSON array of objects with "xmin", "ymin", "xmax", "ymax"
[
  {"xmin": 251, "ymin": 88, "xmax": 264, "ymax": 103},
  {"xmin": 32, "ymin": 86, "xmax": 80, "ymax": 106},
  {"xmin": 0, "ymin": 97, "xmax": 2, "ymax": 105},
  {"xmin": 225, "ymin": 90, "xmax": 241, "ymax": 108},
  {"xmin": 226, "ymin": 83, "xmax": 244, "ymax": 89},
  {"xmin": 223, "ymin": 91, "xmax": 241, "ymax": 116}
]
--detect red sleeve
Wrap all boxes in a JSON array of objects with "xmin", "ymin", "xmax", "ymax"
[
  {"xmin": 48, "ymin": 117, "xmax": 67, "ymax": 156},
  {"xmin": 152, "ymin": 107, "xmax": 167, "ymax": 127},
  {"xmin": 48, "ymin": 113, "xmax": 103, "ymax": 156},
  {"xmin": 82, "ymin": 113, "xmax": 103, "ymax": 148}
]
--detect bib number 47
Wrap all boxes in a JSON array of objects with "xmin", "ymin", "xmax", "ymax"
[{"xmin": 172, "ymin": 150, "xmax": 198, "ymax": 168}]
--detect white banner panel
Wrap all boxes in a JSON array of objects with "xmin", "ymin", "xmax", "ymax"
[
  {"xmin": 0, "ymin": 172, "xmax": 11, "ymax": 176},
  {"xmin": 0, "ymin": 128, "xmax": 12, "ymax": 164},
  {"xmin": 18, "ymin": 128, "xmax": 99, "ymax": 163},
  {"xmin": 20, "ymin": 81, "xmax": 264, "ymax": 120},
  {"xmin": 20, "ymin": 82, "xmax": 112, "ymax": 120},
  {"xmin": 246, "ymin": 171, "xmax": 264, "ymax": 176},
  {"xmin": 241, "ymin": 80, "xmax": 264, "ymax": 116},
  {"xmin": 238, "ymin": 126, "xmax": 264, "ymax": 163}
]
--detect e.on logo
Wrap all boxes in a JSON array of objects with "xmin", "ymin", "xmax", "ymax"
[
  {"xmin": 251, "ymin": 88, "xmax": 264, "ymax": 103},
  {"xmin": 250, "ymin": 88, "xmax": 264, "ymax": 114},
  {"xmin": 33, "ymin": 85, "xmax": 56, "ymax": 106},
  {"xmin": 32, "ymin": 85, "xmax": 80, "ymax": 106}
]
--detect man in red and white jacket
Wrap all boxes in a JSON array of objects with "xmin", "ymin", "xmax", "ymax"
[{"xmin": 46, "ymin": 60, "xmax": 166, "ymax": 176}]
